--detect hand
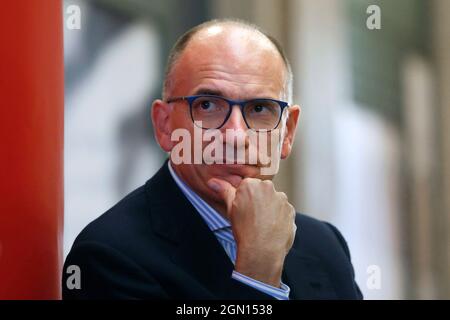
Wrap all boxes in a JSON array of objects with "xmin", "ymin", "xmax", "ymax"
[{"xmin": 207, "ymin": 177, "xmax": 297, "ymax": 288}]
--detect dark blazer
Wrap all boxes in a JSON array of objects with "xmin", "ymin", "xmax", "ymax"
[{"xmin": 63, "ymin": 161, "xmax": 363, "ymax": 299}]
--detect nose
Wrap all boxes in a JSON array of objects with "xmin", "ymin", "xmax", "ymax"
[
  {"xmin": 221, "ymin": 105, "xmax": 247, "ymax": 131},
  {"xmin": 220, "ymin": 105, "xmax": 249, "ymax": 159}
]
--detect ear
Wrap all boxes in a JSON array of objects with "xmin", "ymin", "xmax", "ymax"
[
  {"xmin": 281, "ymin": 104, "xmax": 301, "ymax": 159},
  {"xmin": 151, "ymin": 99, "xmax": 173, "ymax": 152}
]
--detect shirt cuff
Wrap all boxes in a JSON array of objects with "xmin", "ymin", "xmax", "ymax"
[{"xmin": 231, "ymin": 270, "xmax": 290, "ymax": 300}]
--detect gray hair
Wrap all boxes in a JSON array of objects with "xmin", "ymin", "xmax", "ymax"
[{"xmin": 162, "ymin": 19, "xmax": 293, "ymax": 104}]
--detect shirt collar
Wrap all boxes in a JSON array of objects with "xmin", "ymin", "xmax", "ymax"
[{"xmin": 167, "ymin": 161, "xmax": 231, "ymax": 231}]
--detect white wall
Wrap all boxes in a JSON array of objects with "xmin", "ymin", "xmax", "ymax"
[
  {"xmin": 290, "ymin": 0, "xmax": 405, "ymax": 299},
  {"xmin": 64, "ymin": 2, "xmax": 162, "ymax": 256}
]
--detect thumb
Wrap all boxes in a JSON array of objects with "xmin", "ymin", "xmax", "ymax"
[{"xmin": 207, "ymin": 178, "xmax": 236, "ymax": 213}]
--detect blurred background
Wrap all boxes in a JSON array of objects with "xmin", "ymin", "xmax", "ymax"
[{"xmin": 63, "ymin": 0, "xmax": 450, "ymax": 299}]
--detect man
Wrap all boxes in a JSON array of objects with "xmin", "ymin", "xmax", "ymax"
[{"xmin": 63, "ymin": 19, "xmax": 362, "ymax": 299}]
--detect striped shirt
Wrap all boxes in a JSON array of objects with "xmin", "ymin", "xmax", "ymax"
[{"xmin": 168, "ymin": 162, "xmax": 290, "ymax": 300}]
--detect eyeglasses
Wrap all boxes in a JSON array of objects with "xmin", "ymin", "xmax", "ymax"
[{"xmin": 166, "ymin": 95, "xmax": 289, "ymax": 131}]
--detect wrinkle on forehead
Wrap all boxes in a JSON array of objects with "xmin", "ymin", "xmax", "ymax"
[{"xmin": 192, "ymin": 70, "xmax": 284, "ymax": 100}]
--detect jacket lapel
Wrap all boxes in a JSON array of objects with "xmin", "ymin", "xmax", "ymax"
[{"xmin": 145, "ymin": 161, "xmax": 235, "ymax": 296}]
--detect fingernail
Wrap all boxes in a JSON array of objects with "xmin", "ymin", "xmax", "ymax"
[{"xmin": 207, "ymin": 180, "xmax": 221, "ymax": 192}]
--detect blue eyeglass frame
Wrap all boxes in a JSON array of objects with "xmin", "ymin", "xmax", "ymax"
[{"xmin": 166, "ymin": 94, "xmax": 289, "ymax": 131}]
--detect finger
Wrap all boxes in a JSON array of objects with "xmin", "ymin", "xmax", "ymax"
[{"xmin": 207, "ymin": 177, "xmax": 236, "ymax": 213}]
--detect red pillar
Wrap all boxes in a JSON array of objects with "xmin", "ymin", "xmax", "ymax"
[{"xmin": 0, "ymin": 2, "xmax": 64, "ymax": 299}]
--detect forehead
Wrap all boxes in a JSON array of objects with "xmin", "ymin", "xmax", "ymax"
[{"xmin": 169, "ymin": 25, "xmax": 286, "ymax": 100}]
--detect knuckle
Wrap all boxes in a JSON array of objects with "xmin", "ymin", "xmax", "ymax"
[
  {"xmin": 242, "ymin": 177, "xmax": 257, "ymax": 186},
  {"xmin": 239, "ymin": 178, "xmax": 252, "ymax": 190},
  {"xmin": 278, "ymin": 192, "xmax": 288, "ymax": 201},
  {"xmin": 287, "ymin": 204, "xmax": 296, "ymax": 218},
  {"xmin": 262, "ymin": 179, "xmax": 275, "ymax": 191}
]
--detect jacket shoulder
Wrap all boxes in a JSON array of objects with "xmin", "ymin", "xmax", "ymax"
[
  {"xmin": 70, "ymin": 185, "xmax": 150, "ymax": 250},
  {"xmin": 294, "ymin": 213, "xmax": 353, "ymax": 261}
]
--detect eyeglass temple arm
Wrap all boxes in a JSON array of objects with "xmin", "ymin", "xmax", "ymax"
[{"xmin": 166, "ymin": 96, "xmax": 187, "ymax": 103}]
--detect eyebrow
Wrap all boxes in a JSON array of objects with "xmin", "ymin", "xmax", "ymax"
[
  {"xmin": 192, "ymin": 88, "xmax": 277, "ymax": 101},
  {"xmin": 192, "ymin": 88, "xmax": 224, "ymax": 96}
]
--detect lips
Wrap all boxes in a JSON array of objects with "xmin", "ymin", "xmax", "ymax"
[{"xmin": 206, "ymin": 163, "xmax": 259, "ymax": 186}]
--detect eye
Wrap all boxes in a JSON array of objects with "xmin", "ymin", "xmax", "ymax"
[
  {"xmin": 249, "ymin": 103, "xmax": 274, "ymax": 114},
  {"xmin": 253, "ymin": 105, "xmax": 265, "ymax": 113},
  {"xmin": 200, "ymin": 100, "xmax": 212, "ymax": 110},
  {"xmin": 193, "ymin": 97, "xmax": 225, "ymax": 113}
]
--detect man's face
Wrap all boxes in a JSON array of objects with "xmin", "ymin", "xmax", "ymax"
[{"xmin": 152, "ymin": 25, "xmax": 300, "ymax": 214}]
